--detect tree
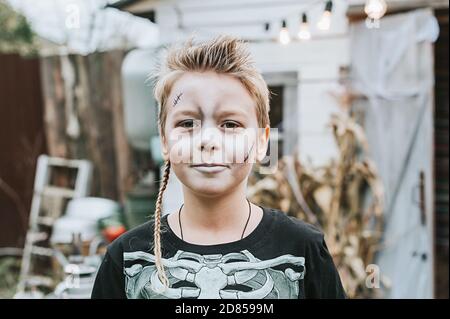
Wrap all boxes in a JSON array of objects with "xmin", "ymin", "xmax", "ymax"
[{"xmin": 0, "ymin": 0, "xmax": 37, "ymax": 55}]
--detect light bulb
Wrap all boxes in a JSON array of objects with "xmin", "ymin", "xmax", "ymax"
[
  {"xmin": 279, "ymin": 20, "xmax": 291, "ymax": 45},
  {"xmin": 317, "ymin": 11, "xmax": 331, "ymax": 30},
  {"xmin": 298, "ymin": 24, "xmax": 311, "ymax": 40},
  {"xmin": 364, "ymin": 0, "xmax": 387, "ymax": 20},
  {"xmin": 317, "ymin": 1, "xmax": 333, "ymax": 31},
  {"xmin": 298, "ymin": 14, "xmax": 311, "ymax": 40}
]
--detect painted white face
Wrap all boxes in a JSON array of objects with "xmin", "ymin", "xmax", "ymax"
[{"xmin": 161, "ymin": 71, "xmax": 269, "ymax": 197}]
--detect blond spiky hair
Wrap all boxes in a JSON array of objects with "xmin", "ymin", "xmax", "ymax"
[
  {"xmin": 150, "ymin": 35, "xmax": 270, "ymax": 291},
  {"xmin": 153, "ymin": 35, "xmax": 270, "ymax": 135}
]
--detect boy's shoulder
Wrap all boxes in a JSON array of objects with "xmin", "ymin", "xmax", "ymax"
[
  {"xmin": 106, "ymin": 219, "xmax": 154, "ymax": 258},
  {"xmin": 264, "ymin": 206, "xmax": 324, "ymax": 245}
]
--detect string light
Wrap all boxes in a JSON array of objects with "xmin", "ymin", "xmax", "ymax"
[
  {"xmin": 364, "ymin": 0, "xmax": 387, "ymax": 28},
  {"xmin": 278, "ymin": 19, "xmax": 291, "ymax": 45},
  {"xmin": 364, "ymin": 0, "xmax": 387, "ymax": 20},
  {"xmin": 270, "ymin": 0, "xmax": 333, "ymax": 44},
  {"xmin": 317, "ymin": 0, "xmax": 333, "ymax": 31},
  {"xmin": 297, "ymin": 13, "xmax": 311, "ymax": 41}
]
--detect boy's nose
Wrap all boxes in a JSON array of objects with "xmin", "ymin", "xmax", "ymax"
[{"xmin": 198, "ymin": 127, "xmax": 221, "ymax": 152}]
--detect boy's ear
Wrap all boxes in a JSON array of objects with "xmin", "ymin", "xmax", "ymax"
[
  {"xmin": 159, "ymin": 126, "xmax": 170, "ymax": 161},
  {"xmin": 255, "ymin": 125, "xmax": 270, "ymax": 162}
]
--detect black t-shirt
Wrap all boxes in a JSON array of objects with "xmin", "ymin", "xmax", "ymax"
[{"xmin": 91, "ymin": 205, "xmax": 346, "ymax": 299}]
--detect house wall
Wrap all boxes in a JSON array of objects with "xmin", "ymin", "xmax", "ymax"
[{"xmin": 249, "ymin": 38, "xmax": 349, "ymax": 165}]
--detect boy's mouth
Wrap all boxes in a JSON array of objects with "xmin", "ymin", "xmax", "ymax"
[
  {"xmin": 189, "ymin": 163, "xmax": 229, "ymax": 173},
  {"xmin": 190, "ymin": 163, "xmax": 229, "ymax": 167}
]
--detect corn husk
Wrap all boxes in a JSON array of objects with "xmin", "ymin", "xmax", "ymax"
[{"xmin": 248, "ymin": 113, "xmax": 385, "ymax": 298}]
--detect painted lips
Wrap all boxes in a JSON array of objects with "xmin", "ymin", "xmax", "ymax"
[{"xmin": 190, "ymin": 163, "xmax": 229, "ymax": 173}]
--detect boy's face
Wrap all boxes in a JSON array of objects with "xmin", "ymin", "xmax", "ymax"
[{"xmin": 160, "ymin": 71, "xmax": 269, "ymax": 197}]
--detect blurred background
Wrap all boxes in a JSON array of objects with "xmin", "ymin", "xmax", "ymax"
[{"xmin": 0, "ymin": 0, "xmax": 448, "ymax": 299}]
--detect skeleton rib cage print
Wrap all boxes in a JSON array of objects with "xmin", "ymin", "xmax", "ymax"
[{"xmin": 124, "ymin": 250, "xmax": 305, "ymax": 299}]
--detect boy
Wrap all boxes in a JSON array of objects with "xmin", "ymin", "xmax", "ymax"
[{"xmin": 92, "ymin": 36, "xmax": 346, "ymax": 299}]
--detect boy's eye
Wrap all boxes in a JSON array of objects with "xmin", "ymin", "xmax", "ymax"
[
  {"xmin": 222, "ymin": 121, "xmax": 241, "ymax": 130},
  {"xmin": 178, "ymin": 119, "xmax": 196, "ymax": 128}
]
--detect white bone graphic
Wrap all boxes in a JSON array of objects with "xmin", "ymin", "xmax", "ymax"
[{"xmin": 124, "ymin": 250, "xmax": 305, "ymax": 299}]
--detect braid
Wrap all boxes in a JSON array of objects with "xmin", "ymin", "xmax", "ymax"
[{"xmin": 153, "ymin": 160, "xmax": 171, "ymax": 290}]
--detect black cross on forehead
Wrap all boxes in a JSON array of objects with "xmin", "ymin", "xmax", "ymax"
[{"xmin": 173, "ymin": 92, "xmax": 183, "ymax": 107}]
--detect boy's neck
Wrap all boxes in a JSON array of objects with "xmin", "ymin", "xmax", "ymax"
[{"xmin": 181, "ymin": 181, "xmax": 250, "ymax": 232}]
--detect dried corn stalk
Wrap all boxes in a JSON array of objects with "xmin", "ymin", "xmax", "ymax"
[{"xmin": 248, "ymin": 113, "xmax": 385, "ymax": 298}]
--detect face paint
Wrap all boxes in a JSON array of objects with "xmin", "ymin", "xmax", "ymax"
[
  {"xmin": 173, "ymin": 92, "xmax": 183, "ymax": 107},
  {"xmin": 243, "ymin": 143, "xmax": 255, "ymax": 163},
  {"xmin": 162, "ymin": 72, "xmax": 263, "ymax": 196}
]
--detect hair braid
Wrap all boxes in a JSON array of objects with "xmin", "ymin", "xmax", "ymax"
[{"xmin": 153, "ymin": 160, "xmax": 171, "ymax": 289}]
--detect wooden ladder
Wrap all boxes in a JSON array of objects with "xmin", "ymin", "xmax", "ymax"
[{"xmin": 15, "ymin": 155, "xmax": 92, "ymax": 297}]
